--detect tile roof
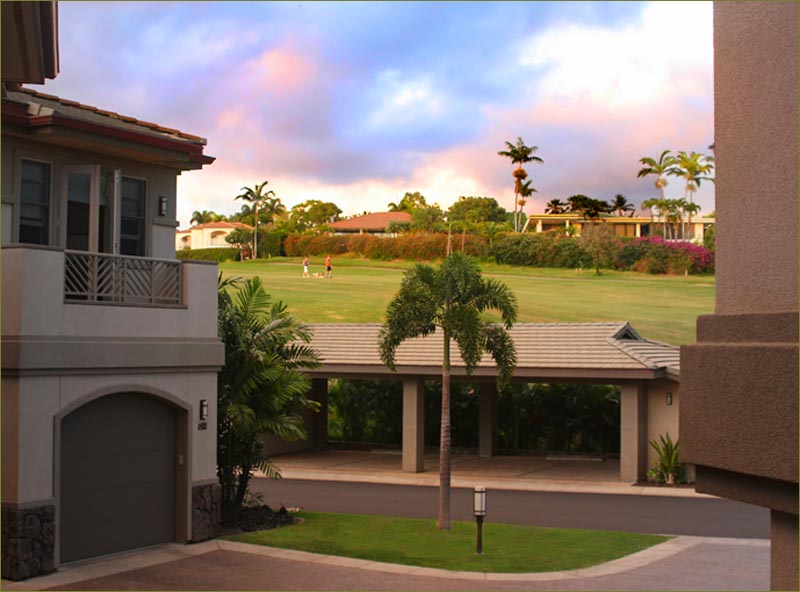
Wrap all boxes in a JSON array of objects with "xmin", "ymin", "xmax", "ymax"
[
  {"xmin": 329, "ymin": 211, "xmax": 412, "ymax": 231},
  {"xmin": 6, "ymin": 86, "xmax": 208, "ymax": 145},
  {"xmin": 303, "ymin": 322, "xmax": 680, "ymax": 381}
]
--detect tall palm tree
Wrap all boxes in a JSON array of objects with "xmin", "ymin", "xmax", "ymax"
[
  {"xmin": 498, "ymin": 137, "xmax": 543, "ymax": 232},
  {"xmin": 637, "ymin": 150, "xmax": 676, "ymax": 201},
  {"xmin": 642, "ymin": 197, "xmax": 666, "ymax": 238},
  {"xmin": 379, "ymin": 253, "xmax": 517, "ymax": 529},
  {"xmin": 236, "ymin": 181, "xmax": 276, "ymax": 259},
  {"xmin": 611, "ymin": 194, "xmax": 635, "ymax": 217},
  {"xmin": 517, "ymin": 180, "xmax": 537, "ymax": 232},
  {"xmin": 261, "ymin": 195, "xmax": 286, "ymax": 227},
  {"xmin": 668, "ymin": 151, "xmax": 714, "ymax": 240},
  {"xmin": 545, "ymin": 199, "xmax": 568, "ymax": 214},
  {"xmin": 217, "ymin": 275, "xmax": 319, "ymax": 515}
]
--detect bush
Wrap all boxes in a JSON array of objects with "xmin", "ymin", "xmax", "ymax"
[
  {"xmin": 176, "ymin": 247, "xmax": 240, "ymax": 262},
  {"xmin": 258, "ymin": 231, "xmax": 287, "ymax": 258}
]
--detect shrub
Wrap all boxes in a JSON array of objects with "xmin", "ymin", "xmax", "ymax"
[
  {"xmin": 176, "ymin": 247, "xmax": 240, "ymax": 262},
  {"xmin": 258, "ymin": 231, "xmax": 287, "ymax": 258}
]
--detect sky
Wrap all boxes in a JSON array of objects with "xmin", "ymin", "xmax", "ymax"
[{"xmin": 31, "ymin": 1, "xmax": 715, "ymax": 228}]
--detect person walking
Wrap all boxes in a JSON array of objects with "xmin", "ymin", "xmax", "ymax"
[
  {"xmin": 303, "ymin": 256, "xmax": 310, "ymax": 278},
  {"xmin": 325, "ymin": 254, "xmax": 333, "ymax": 279}
]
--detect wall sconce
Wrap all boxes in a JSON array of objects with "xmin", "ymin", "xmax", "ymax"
[
  {"xmin": 158, "ymin": 196, "xmax": 168, "ymax": 217},
  {"xmin": 666, "ymin": 392, "xmax": 673, "ymax": 406},
  {"xmin": 200, "ymin": 399, "xmax": 209, "ymax": 420},
  {"xmin": 473, "ymin": 487, "xmax": 487, "ymax": 554}
]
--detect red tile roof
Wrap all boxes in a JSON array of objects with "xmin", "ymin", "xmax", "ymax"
[
  {"xmin": 10, "ymin": 86, "xmax": 208, "ymax": 145},
  {"xmin": 329, "ymin": 211, "xmax": 412, "ymax": 232}
]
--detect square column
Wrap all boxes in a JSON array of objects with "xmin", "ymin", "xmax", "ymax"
[
  {"xmin": 310, "ymin": 378, "xmax": 328, "ymax": 451},
  {"xmin": 402, "ymin": 377, "xmax": 425, "ymax": 472},
  {"xmin": 479, "ymin": 382, "xmax": 498, "ymax": 457},
  {"xmin": 619, "ymin": 382, "xmax": 648, "ymax": 483}
]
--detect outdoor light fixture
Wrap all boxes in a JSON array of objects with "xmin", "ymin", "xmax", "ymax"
[
  {"xmin": 666, "ymin": 392, "xmax": 673, "ymax": 406},
  {"xmin": 473, "ymin": 487, "xmax": 487, "ymax": 554},
  {"xmin": 199, "ymin": 399, "xmax": 209, "ymax": 420},
  {"xmin": 158, "ymin": 196, "xmax": 168, "ymax": 216}
]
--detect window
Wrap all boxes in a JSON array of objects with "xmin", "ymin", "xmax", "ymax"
[
  {"xmin": 120, "ymin": 177, "xmax": 146, "ymax": 256},
  {"xmin": 19, "ymin": 160, "xmax": 51, "ymax": 245}
]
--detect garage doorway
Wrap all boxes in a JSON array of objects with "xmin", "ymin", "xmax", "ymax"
[{"xmin": 59, "ymin": 393, "xmax": 179, "ymax": 563}]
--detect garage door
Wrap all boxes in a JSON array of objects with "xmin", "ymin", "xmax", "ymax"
[{"xmin": 60, "ymin": 393, "xmax": 177, "ymax": 563}]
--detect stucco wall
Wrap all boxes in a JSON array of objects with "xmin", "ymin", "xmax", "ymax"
[
  {"xmin": 645, "ymin": 379, "xmax": 679, "ymax": 469},
  {"xmin": 1, "ymin": 135, "xmax": 180, "ymax": 257},
  {"xmin": 2, "ymin": 371, "xmax": 218, "ymax": 506},
  {"xmin": 713, "ymin": 2, "xmax": 798, "ymax": 314}
]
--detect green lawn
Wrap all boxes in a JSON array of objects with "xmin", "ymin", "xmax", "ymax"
[
  {"xmin": 226, "ymin": 512, "xmax": 669, "ymax": 573},
  {"xmin": 219, "ymin": 256, "xmax": 714, "ymax": 345}
]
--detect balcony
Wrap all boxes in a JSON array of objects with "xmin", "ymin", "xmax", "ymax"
[
  {"xmin": 1, "ymin": 245, "xmax": 223, "ymax": 373},
  {"xmin": 64, "ymin": 250, "xmax": 183, "ymax": 307}
]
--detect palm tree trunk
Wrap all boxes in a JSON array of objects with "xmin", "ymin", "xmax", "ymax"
[
  {"xmin": 438, "ymin": 331, "xmax": 452, "ymax": 530},
  {"xmin": 253, "ymin": 203, "xmax": 259, "ymax": 259}
]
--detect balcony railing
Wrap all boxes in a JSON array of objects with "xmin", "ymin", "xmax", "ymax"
[{"xmin": 64, "ymin": 250, "xmax": 183, "ymax": 307}]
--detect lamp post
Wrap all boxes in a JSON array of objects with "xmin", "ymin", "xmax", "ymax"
[{"xmin": 473, "ymin": 487, "xmax": 487, "ymax": 554}]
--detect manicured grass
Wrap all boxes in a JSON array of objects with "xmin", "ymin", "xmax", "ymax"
[
  {"xmin": 219, "ymin": 256, "xmax": 714, "ymax": 345},
  {"xmin": 226, "ymin": 511, "xmax": 669, "ymax": 573}
]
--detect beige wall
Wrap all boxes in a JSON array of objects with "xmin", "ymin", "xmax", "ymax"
[
  {"xmin": 1, "ymin": 135, "xmax": 181, "ymax": 258},
  {"xmin": 175, "ymin": 226, "xmax": 238, "ymax": 251},
  {"xmin": 645, "ymin": 379, "xmax": 680, "ymax": 469}
]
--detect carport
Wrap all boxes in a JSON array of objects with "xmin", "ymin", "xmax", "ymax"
[{"xmin": 265, "ymin": 322, "xmax": 680, "ymax": 483}]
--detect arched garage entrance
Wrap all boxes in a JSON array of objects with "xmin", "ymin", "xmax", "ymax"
[{"xmin": 59, "ymin": 393, "xmax": 179, "ymax": 563}]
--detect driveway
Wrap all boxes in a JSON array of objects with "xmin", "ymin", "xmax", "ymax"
[{"xmin": 2, "ymin": 536, "xmax": 767, "ymax": 591}]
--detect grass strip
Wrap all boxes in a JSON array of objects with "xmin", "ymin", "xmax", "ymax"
[{"xmin": 226, "ymin": 511, "xmax": 670, "ymax": 573}]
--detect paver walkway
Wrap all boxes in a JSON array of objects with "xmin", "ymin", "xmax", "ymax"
[{"xmin": 3, "ymin": 536, "xmax": 768, "ymax": 591}]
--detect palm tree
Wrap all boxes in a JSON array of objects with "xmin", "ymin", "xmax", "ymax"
[
  {"xmin": 379, "ymin": 253, "xmax": 517, "ymax": 529},
  {"xmin": 517, "ymin": 180, "xmax": 537, "ymax": 232},
  {"xmin": 498, "ymin": 137, "xmax": 543, "ymax": 232},
  {"xmin": 190, "ymin": 210, "xmax": 220, "ymax": 225},
  {"xmin": 236, "ymin": 181, "xmax": 276, "ymax": 258},
  {"xmin": 668, "ymin": 151, "xmax": 714, "ymax": 240},
  {"xmin": 217, "ymin": 275, "xmax": 319, "ymax": 515},
  {"xmin": 545, "ymin": 199, "xmax": 568, "ymax": 214},
  {"xmin": 642, "ymin": 197, "xmax": 666, "ymax": 238},
  {"xmin": 637, "ymin": 150, "xmax": 676, "ymax": 201},
  {"xmin": 261, "ymin": 195, "xmax": 286, "ymax": 227},
  {"xmin": 611, "ymin": 194, "xmax": 635, "ymax": 217}
]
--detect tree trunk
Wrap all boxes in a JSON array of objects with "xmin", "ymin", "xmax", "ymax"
[
  {"xmin": 253, "ymin": 203, "xmax": 259, "ymax": 259},
  {"xmin": 438, "ymin": 332, "xmax": 452, "ymax": 530}
]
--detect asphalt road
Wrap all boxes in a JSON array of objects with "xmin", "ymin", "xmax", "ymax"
[{"xmin": 251, "ymin": 478, "xmax": 770, "ymax": 539}]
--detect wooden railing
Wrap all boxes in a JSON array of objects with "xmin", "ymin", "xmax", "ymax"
[{"xmin": 64, "ymin": 251, "xmax": 183, "ymax": 306}]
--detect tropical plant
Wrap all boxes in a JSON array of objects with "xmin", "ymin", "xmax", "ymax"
[
  {"xmin": 447, "ymin": 196, "xmax": 508, "ymax": 224},
  {"xmin": 567, "ymin": 194, "xmax": 612, "ymax": 222},
  {"xmin": 611, "ymin": 194, "xmax": 635, "ymax": 217},
  {"xmin": 637, "ymin": 150, "xmax": 676, "ymax": 201},
  {"xmin": 379, "ymin": 253, "xmax": 518, "ymax": 529},
  {"xmin": 517, "ymin": 181, "xmax": 537, "ymax": 231},
  {"xmin": 236, "ymin": 181, "xmax": 276, "ymax": 259},
  {"xmin": 668, "ymin": 151, "xmax": 714, "ymax": 240},
  {"xmin": 498, "ymin": 137, "xmax": 543, "ymax": 232},
  {"xmin": 545, "ymin": 199, "xmax": 568, "ymax": 214},
  {"xmin": 648, "ymin": 432, "xmax": 681, "ymax": 485},
  {"xmin": 217, "ymin": 275, "xmax": 319, "ymax": 516}
]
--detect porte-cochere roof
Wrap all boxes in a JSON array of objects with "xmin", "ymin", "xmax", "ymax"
[{"xmin": 304, "ymin": 322, "xmax": 680, "ymax": 382}]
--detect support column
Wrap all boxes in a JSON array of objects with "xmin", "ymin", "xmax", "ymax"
[
  {"xmin": 402, "ymin": 377, "xmax": 425, "ymax": 473},
  {"xmin": 635, "ymin": 223, "xmax": 641, "ymax": 238},
  {"xmin": 310, "ymin": 378, "xmax": 328, "ymax": 451},
  {"xmin": 478, "ymin": 382, "xmax": 498, "ymax": 457},
  {"xmin": 619, "ymin": 382, "xmax": 648, "ymax": 483}
]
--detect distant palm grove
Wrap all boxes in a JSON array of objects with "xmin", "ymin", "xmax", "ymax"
[{"xmin": 179, "ymin": 142, "xmax": 715, "ymax": 275}]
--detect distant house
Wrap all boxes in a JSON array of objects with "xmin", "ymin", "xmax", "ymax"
[
  {"xmin": 175, "ymin": 221, "xmax": 252, "ymax": 250},
  {"xmin": 328, "ymin": 211, "xmax": 412, "ymax": 235},
  {"xmin": 2, "ymin": 2, "xmax": 223, "ymax": 580},
  {"xmin": 526, "ymin": 212, "xmax": 715, "ymax": 241}
]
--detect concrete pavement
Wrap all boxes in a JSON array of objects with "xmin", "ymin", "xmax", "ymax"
[{"xmin": 2, "ymin": 536, "xmax": 768, "ymax": 591}]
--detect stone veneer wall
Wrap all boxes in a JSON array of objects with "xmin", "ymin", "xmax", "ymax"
[
  {"xmin": 191, "ymin": 483, "xmax": 221, "ymax": 542},
  {"xmin": 1, "ymin": 504, "xmax": 55, "ymax": 581}
]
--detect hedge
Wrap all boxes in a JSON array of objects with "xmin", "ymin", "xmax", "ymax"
[
  {"xmin": 176, "ymin": 247, "xmax": 239, "ymax": 262},
  {"xmin": 490, "ymin": 232, "xmax": 713, "ymax": 274}
]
